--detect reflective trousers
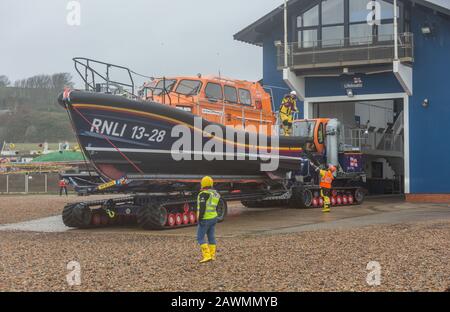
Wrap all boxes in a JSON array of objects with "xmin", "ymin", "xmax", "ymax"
[{"xmin": 321, "ymin": 188, "xmax": 331, "ymax": 208}]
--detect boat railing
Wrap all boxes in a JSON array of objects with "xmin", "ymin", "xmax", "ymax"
[
  {"xmin": 152, "ymin": 91, "xmax": 275, "ymax": 128},
  {"xmin": 195, "ymin": 96, "xmax": 275, "ymax": 128},
  {"xmin": 73, "ymin": 57, "xmax": 172, "ymax": 101},
  {"xmin": 72, "ymin": 58, "xmax": 275, "ymax": 128},
  {"xmin": 74, "ymin": 57, "xmax": 136, "ymax": 94}
]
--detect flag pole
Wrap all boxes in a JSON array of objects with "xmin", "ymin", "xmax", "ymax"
[
  {"xmin": 393, "ymin": 0, "xmax": 399, "ymax": 60},
  {"xmin": 284, "ymin": 0, "xmax": 288, "ymax": 68}
]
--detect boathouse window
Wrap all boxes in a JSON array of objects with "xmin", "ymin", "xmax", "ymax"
[
  {"xmin": 321, "ymin": 0, "xmax": 345, "ymax": 47},
  {"xmin": 349, "ymin": 0, "xmax": 375, "ymax": 44},
  {"xmin": 322, "ymin": 0, "xmax": 344, "ymax": 25},
  {"xmin": 238, "ymin": 89, "xmax": 252, "ymax": 106},
  {"xmin": 297, "ymin": 4, "xmax": 319, "ymax": 48},
  {"xmin": 349, "ymin": 0, "xmax": 369, "ymax": 23},
  {"xmin": 295, "ymin": 0, "xmax": 407, "ymax": 48},
  {"xmin": 175, "ymin": 79, "xmax": 202, "ymax": 95},
  {"xmin": 349, "ymin": 23, "xmax": 373, "ymax": 44},
  {"xmin": 322, "ymin": 25, "xmax": 345, "ymax": 47},
  {"xmin": 205, "ymin": 83, "xmax": 223, "ymax": 101},
  {"xmin": 224, "ymin": 86, "xmax": 238, "ymax": 103},
  {"xmin": 376, "ymin": 0, "xmax": 398, "ymax": 42},
  {"xmin": 299, "ymin": 4, "xmax": 319, "ymax": 27}
]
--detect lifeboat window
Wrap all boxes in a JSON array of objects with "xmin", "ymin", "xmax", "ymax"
[
  {"xmin": 205, "ymin": 83, "xmax": 223, "ymax": 101},
  {"xmin": 224, "ymin": 86, "xmax": 238, "ymax": 103},
  {"xmin": 153, "ymin": 79, "xmax": 177, "ymax": 96},
  {"xmin": 175, "ymin": 80, "xmax": 202, "ymax": 96},
  {"xmin": 318, "ymin": 123, "xmax": 324, "ymax": 144},
  {"xmin": 238, "ymin": 88, "xmax": 252, "ymax": 106},
  {"xmin": 294, "ymin": 120, "xmax": 316, "ymax": 140}
]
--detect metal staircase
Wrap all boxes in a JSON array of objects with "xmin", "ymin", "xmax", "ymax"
[
  {"xmin": 341, "ymin": 110, "xmax": 404, "ymax": 159},
  {"xmin": 376, "ymin": 111, "xmax": 404, "ymax": 151}
]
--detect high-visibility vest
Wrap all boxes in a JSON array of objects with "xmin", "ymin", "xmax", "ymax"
[
  {"xmin": 280, "ymin": 97, "xmax": 298, "ymax": 117},
  {"xmin": 197, "ymin": 189, "xmax": 220, "ymax": 220},
  {"xmin": 320, "ymin": 170, "xmax": 334, "ymax": 189}
]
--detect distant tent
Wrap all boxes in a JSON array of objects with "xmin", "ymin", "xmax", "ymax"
[{"xmin": 31, "ymin": 151, "xmax": 84, "ymax": 163}]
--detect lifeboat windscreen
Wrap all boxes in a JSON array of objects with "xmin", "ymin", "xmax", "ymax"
[
  {"xmin": 152, "ymin": 79, "xmax": 177, "ymax": 96},
  {"xmin": 175, "ymin": 79, "xmax": 202, "ymax": 96},
  {"xmin": 293, "ymin": 120, "xmax": 316, "ymax": 141}
]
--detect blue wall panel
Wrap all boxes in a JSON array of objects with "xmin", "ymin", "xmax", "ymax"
[
  {"xmin": 262, "ymin": 30, "xmax": 304, "ymax": 115},
  {"xmin": 409, "ymin": 8, "xmax": 450, "ymax": 194}
]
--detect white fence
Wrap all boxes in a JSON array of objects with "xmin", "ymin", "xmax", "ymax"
[{"xmin": 0, "ymin": 173, "xmax": 61, "ymax": 194}]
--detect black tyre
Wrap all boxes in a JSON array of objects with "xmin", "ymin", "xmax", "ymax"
[
  {"xmin": 137, "ymin": 203, "xmax": 168, "ymax": 230},
  {"xmin": 288, "ymin": 188, "xmax": 313, "ymax": 209},
  {"xmin": 62, "ymin": 203, "xmax": 92, "ymax": 228},
  {"xmin": 354, "ymin": 188, "xmax": 365, "ymax": 204},
  {"xmin": 216, "ymin": 199, "xmax": 228, "ymax": 223}
]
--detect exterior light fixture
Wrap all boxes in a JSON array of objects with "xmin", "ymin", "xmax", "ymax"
[
  {"xmin": 364, "ymin": 121, "xmax": 370, "ymax": 135},
  {"xmin": 421, "ymin": 24, "xmax": 433, "ymax": 35},
  {"xmin": 346, "ymin": 89, "xmax": 354, "ymax": 98},
  {"xmin": 274, "ymin": 40, "xmax": 282, "ymax": 47},
  {"xmin": 422, "ymin": 99, "xmax": 429, "ymax": 108}
]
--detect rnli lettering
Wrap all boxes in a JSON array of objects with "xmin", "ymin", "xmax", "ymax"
[
  {"xmin": 89, "ymin": 118, "xmax": 167, "ymax": 143},
  {"xmin": 90, "ymin": 118, "xmax": 127, "ymax": 137}
]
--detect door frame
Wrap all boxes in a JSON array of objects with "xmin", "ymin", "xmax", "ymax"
[{"xmin": 303, "ymin": 92, "xmax": 410, "ymax": 194}]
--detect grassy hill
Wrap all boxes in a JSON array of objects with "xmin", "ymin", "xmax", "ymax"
[{"xmin": 0, "ymin": 87, "xmax": 75, "ymax": 143}]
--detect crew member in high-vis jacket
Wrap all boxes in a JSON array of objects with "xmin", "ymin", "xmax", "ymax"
[
  {"xmin": 317, "ymin": 164, "xmax": 336, "ymax": 213},
  {"xmin": 197, "ymin": 176, "xmax": 220, "ymax": 263},
  {"xmin": 279, "ymin": 91, "xmax": 299, "ymax": 136}
]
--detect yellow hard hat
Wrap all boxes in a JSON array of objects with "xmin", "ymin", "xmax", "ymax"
[{"xmin": 201, "ymin": 176, "xmax": 213, "ymax": 189}]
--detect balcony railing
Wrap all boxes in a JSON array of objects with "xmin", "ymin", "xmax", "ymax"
[
  {"xmin": 277, "ymin": 33, "xmax": 414, "ymax": 70},
  {"xmin": 341, "ymin": 127, "xmax": 403, "ymax": 155}
]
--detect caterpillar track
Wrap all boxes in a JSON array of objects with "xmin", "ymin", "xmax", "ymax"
[
  {"xmin": 241, "ymin": 187, "xmax": 364, "ymax": 209},
  {"xmin": 62, "ymin": 195, "xmax": 228, "ymax": 230},
  {"xmin": 62, "ymin": 185, "xmax": 365, "ymax": 230}
]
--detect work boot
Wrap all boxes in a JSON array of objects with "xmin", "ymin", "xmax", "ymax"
[
  {"xmin": 209, "ymin": 245, "xmax": 217, "ymax": 261},
  {"xmin": 199, "ymin": 244, "xmax": 212, "ymax": 263},
  {"xmin": 322, "ymin": 195, "xmax": 331, "ymax": 213}
]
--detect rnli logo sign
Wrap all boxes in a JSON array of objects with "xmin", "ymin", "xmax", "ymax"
[
  {"xmin": 343, "ymin": 77, "xmax": 363, "ymax": 89},
  {"xmin": 350, "ymin": 157, "xmax": 359, "ymax": 168}
]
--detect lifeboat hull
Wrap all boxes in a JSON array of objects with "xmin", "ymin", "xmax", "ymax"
[{"xmin": 59, "ymin": 91, "xmax": 307, "ymax": 182}]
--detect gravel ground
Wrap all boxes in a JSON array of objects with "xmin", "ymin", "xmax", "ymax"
[
  {"xmin": 0, "ymin": 195, "xmax": 118, "ymax": 225},
  {"xmin": 0, "ymin": 220, "xmax": 448, "ymax": 292}
]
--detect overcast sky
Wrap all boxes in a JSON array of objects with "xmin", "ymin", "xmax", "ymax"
[{"xmin": 0, "ymin": 0, "xmax": 281, "ymax": 87}]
